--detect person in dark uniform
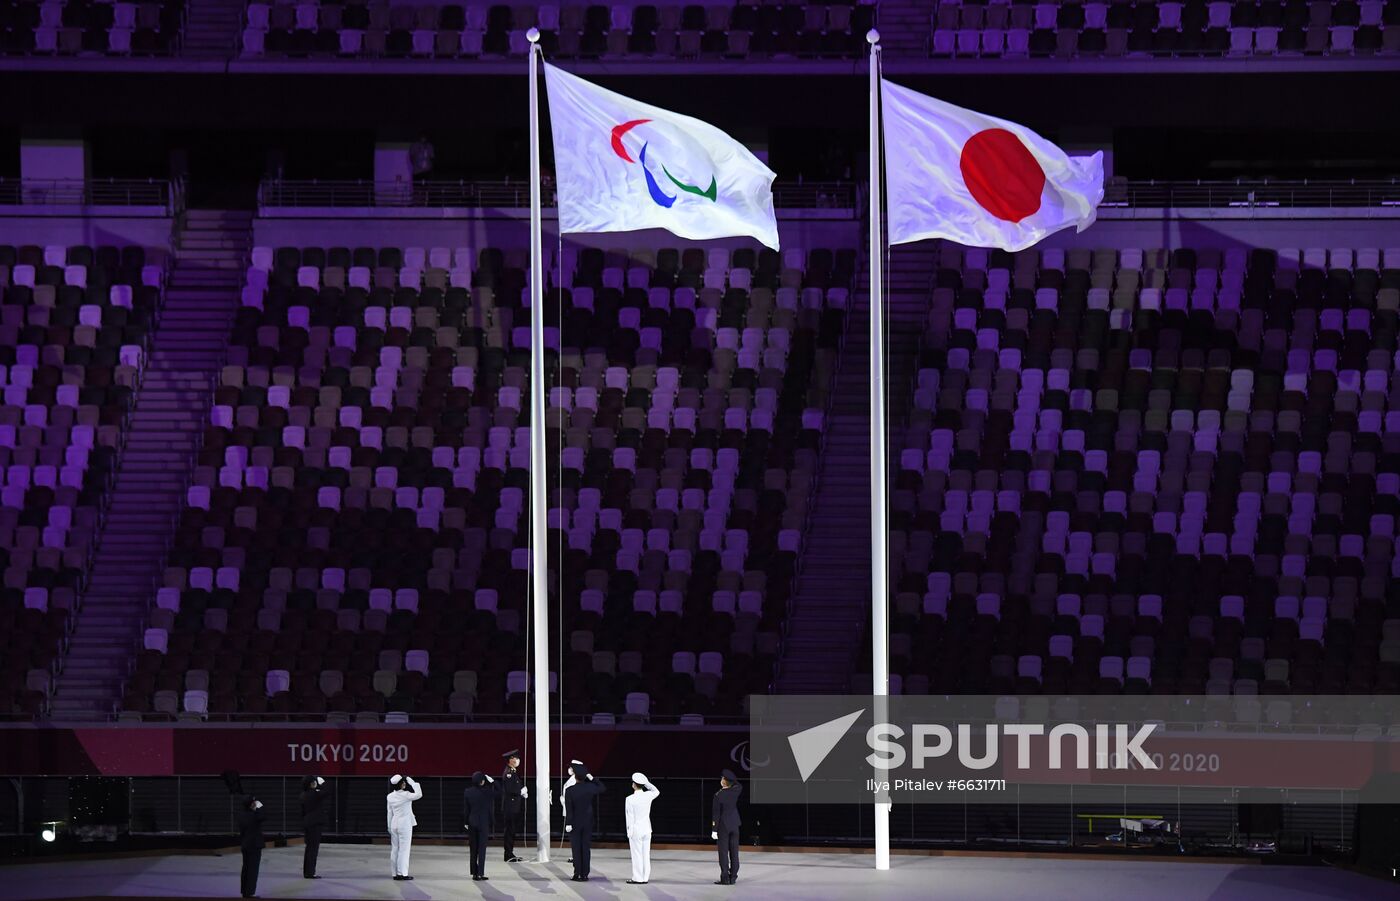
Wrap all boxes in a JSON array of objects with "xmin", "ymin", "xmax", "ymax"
[
  {"xmin": 560, "ymin": 763, "xmax": 578, "ymax": 863},
  {"xmin": 462, "ymin": 771, "xmax": 499, "ymax": 881},
  {"xmin": 500, "ymin": 750, "xmax": 528, "ymax": 862},
  {"xmin": 711, "ymin": 769, "xmax": 743, "ymax": 885},
  {"xmin": 563, "ymin": 761, "xmax": 606, "ymax": 881},
  {"xmin": 238, "ymin": 794, "xmax": 266, "ymax": 899},
  {"xmin": 300, "ymin": 776, "xmax": 326, "ymax": 879}
]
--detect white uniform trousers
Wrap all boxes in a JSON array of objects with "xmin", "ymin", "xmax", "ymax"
[
  {"xmin": 628, "ymin": 832, "xmax": 652, "ymax": 883},
  {"xmin": 390, "ymin": 825, "xmax": 413, "ymax": 876}
]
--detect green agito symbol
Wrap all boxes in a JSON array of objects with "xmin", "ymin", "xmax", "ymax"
[{"xmin": 610, "ymin": 119, "xmax": 718, "ymax": 208}]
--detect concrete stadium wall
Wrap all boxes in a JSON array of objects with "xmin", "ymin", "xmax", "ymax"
[
  {"xmin": 1023, "ymin": 211, "xmax": 1400, "ymax": 255},
  {"xmin": 251, "ymin": 209, "xmax": 1400, "ymax": 260},
  {"xmin": 0, "ymin": 214, "xmax": 174, "ymax": 261},
  {"xmin": 251, "ymin": 210, "xmax": 861, "ymax": 256},
  {"xmin": 0, "ymin": 209, "xmax": 1394, "ymax": 275}
]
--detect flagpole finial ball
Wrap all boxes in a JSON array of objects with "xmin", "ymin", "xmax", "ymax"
[
  {"xmin": 866, "ymin": 29, "xmax": 880, "ymax": 45},
  {"xmin": 526, "ymin": 27, "xmax": 540, "ymax": 43}
]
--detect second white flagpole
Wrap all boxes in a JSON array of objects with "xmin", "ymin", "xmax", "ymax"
[
  {"xmin": 867, "ymin": 28, "xmax": 891, "ymax": 872},
  {"xmin": 526, "ymin": 26, "xmax": 553, "ymax": 864}
]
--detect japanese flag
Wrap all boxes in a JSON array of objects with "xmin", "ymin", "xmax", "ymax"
[{"xmin": 882, "ymin": 79, "xmax": 1103, "ymax": 252}]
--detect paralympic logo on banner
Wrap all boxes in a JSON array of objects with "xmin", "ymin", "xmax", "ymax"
[{"xmin": 610, "ymin": 118, "xmax": 718, "ymax": 209}]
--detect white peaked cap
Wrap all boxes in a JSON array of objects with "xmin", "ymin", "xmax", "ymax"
[
  {"xmin": 390, "ymin": 774, "xmax": 403, "ymax": 785},
  {"xmin": 570, "ymin": 759, "xmax": 584, "ymax": 766},
  {"xmin": 632, "ymin": 772, "xmax": 648, "ymax": 784}
]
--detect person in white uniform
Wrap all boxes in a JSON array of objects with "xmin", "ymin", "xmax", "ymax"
[
  {"xmin": 624, "ymin": 772, "xmax": 660, "ymax": 885},
  {"xmin": 386, "ymin": 775, "xmax": 422, "ymax": 880}
]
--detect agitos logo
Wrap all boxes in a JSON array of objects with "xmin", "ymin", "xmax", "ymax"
[{"xmin": 610, "ymin": 118, "xmax": 718, "ymax": 209}]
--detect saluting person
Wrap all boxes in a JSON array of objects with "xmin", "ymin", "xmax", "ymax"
[
  {"xmin": 560, "ymin": 764, "xmax": 578, "ymax": 863},
  {"xmin": 386, "ymin": 775, "xmax": 422, "ymax": 881},
  {"xmin": 500, "ymin": 750, "xmax": 528, "ymax": 862},
  {"xmin": 237, "ymin": 794, "xmax": 265, "ymax": 899},
  {"xmin": 711, "ymin": 769, "xmax": 743, "ymax": 885},
  {"xmin": 625, "ymin": 772, "xmax": 660, "ymax": 885},
  {"xmin": 564, "ymin": 761, "xmax": 606, "ymax": 882},
  {"xmin": 300, "ymin": 776, "xmax": 326, "ymax": 879},
  {"xmin": 462, "ymin": 771, "xmax": 499, "ymax": 881}
]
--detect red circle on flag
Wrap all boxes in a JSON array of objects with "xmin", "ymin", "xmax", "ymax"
[{"xmin": 959, "ymin": 128, "xmax": 1046, "ymax": 223}]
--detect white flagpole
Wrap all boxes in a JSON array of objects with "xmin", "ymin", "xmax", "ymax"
[
  {"xmin": 526, "ymin": 26, "xmax": 552, "ymax": 864},
  {"xmin": 867, "ymin": 28, "xmax": 891, "ymax": 873}
]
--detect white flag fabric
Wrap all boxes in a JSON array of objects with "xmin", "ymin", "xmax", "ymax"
[
  {"xmin": 545, "ymin": 62, "xmax": 779, "ymax": 250},
  {"xmin": 881, "ymin": 79, "xmax": 1103, "ymax": 252}
]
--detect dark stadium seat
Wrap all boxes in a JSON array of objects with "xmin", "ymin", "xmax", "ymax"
[
  {"xmin": 241, "ymin": 0, "xmax": 876, "ymax": 60},
  {"xmin": 0, "ymin": 244, "xmax": 164, "ymax": 716},
  {"xmin": 924, "ymin": 0, "xmax": 1395, "ymax": 59},
  {"xmin": 122, "ymin": 239, "xmax": 851, "ymax": 723},
  {"xmin": 0, "ymin": 0, "xmax": 186, "ymax": 56},
  {"xmin": 868, "ymin": 242, "xmax": 1400, "ymax": 699}
]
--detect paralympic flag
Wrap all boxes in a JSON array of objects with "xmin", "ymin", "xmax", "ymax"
[
  {"xmin": 544, "ymin": 62, "xmax": 780, "ymax": 250},
  {"xmin": 881, "ymin": 79, "xmax": 1103, "ymax": 252}
]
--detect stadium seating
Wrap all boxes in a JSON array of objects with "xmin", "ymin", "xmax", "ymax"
[
  {"xmin": 239, "ymin": 0, "xmax": 877, "ymax": 59},
  {"xmin": 122, "ymin": 239, "xmax": 851, "ymax": 723},
  {"xmin": 0, "ymin": 0, "xmax": 186, "ymax": 56},
  {"xmin": 927, "ymin": 0, "xmax": 1400, "ymax": 59},
  {"xmin": 873, "ymin": 243, "xmax": 1400, "ymax": 700},
  {"xmin": 550, "ymin": 243, "xmax": 850, "ymax": 721},
  {"xmin": 0, "ymin": 242, "xmax": 162, "ymax": 716}
]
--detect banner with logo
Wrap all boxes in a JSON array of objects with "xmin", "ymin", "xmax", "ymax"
[{"xmin": 0, "ymin": 725, "xmax": 755, "ymax": 779}]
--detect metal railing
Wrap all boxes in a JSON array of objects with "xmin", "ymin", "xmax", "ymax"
[
  {"xmin": 0, "ymin": 178, "xmax": 177, "ymax": 210},
  {"xmin": 1101, "ymin": 178, "xmax": 1400, "ymax": 208},
  {"xmin": 247, "ymin": 45, "xmax": 870, "ymax": 62},
  {"xmin": 773, "ymin": 182, "xmax": 857, "ymax": 208},
  {"xmin": 259, "ymin": 179, "xmax": 540, "ymax": 208},
  {"xmin": 257, "ymin": 179, "xmax": 856, "ymax": 210},
  {"xmin": 257, "ymin": 177, "xmax": 1400, "ymax": 212}
]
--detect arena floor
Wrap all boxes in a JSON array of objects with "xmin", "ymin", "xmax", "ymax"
[{"xmin": 3, "ymin": 844, "xmax": 1397, "ymax": 901}]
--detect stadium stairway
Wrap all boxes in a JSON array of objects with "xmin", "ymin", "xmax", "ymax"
[
  {"xmin": 873, "ymin": 0, "xmax": 930, "ymax": 57},
  {"xmin": 776, "ymin": 243, "xmax": 938, "ymax": 694},
  {"xmin": 49, "ymin": 210, "xmax": 250, "ymax": 720},
  {"xmin": 181, "ymin": 0, "xmax": 245, "ymax": 58}
]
